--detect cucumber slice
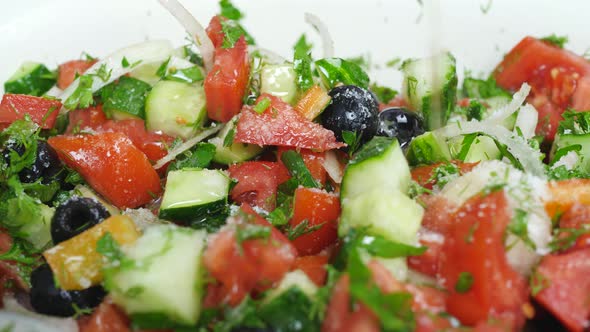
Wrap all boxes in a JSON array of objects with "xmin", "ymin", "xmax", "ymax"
[
  {"xmin": 209, "ymin": 116, "xmax": 262, "ymax": 165},
  {"xmin": 341, "ymin": 137, "xmax": 411, "ymax": 201},
  {"xmin": 553, "ymin": 133, "xmax": 590, "ymax": 172},
  {"xmin": 448, "ymin": 135, "xmax": 501, "ymax": 163},
  {"xmin": 145, "ymin": 81, "xmax": 207, "ymax": 139},
  {"xmin": 260, "ymin": 64, "xmax": 298, "ymax": 104},
  {"xmin": 159, "ymin": 169, "xmax": 230, "ymax": 225},
  {"xmin": 4, "ymin": 62, "xmax": 56, "ymax": 96},
  {"xmin": 108, "ymin": 224, "xmax": 207, "ymax": 325},
  {"xmin": 340, "ymin": 188, "xmax": 423, "ymax": 245},
  {"xmin": 259, "ymin": 271, "xmax": 319, "ymax": 332},
  {"xmin": 401, "ymin": 52, "xmax": 458, "ymax": 130},
  {"xmin": 100, "ymin": 76, "xmax": 151, "ymax": 120},
  {"xmin": 406, "ymin": 131, "xmax": 452, "ymax": 166}
]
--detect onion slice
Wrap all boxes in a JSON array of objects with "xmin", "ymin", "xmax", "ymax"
[
  {"xmin": 153, "ymin": 125, "xmax": 222, "ymax": 170},
  {"xmin": 59, "ymin": 40, "xmax": 174, "ymax": 110},
  {"xmin": 513, "ymin": 103, "xmax": 538, "ymax": 139},
  {"xmin": 158, "ymin": 0, "xmax": 215, "ymax": 72},
  {"xmin": 248, "ymin": 46, "xmax": 287, "ymax": 65},
  {"xmin": 435, "ymin": 121, "xmax": 546, "ymax": 178},
  {"xmin": 304, "ymin": 13, "xmax": 334, "ymax": 59},
  {"xmin": 484, "ymin": 83, "xmax": 531, "ymax": 125},
  {"xmin": 322, "ymin": 150, "xmax": 343, "ymax": 184}
]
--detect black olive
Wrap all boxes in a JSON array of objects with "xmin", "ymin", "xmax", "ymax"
[
  {"xmin": 51, "ymin": 197, "xmax": 110, "ymax": 244},
  {"xmin": 321, "ymin": 85, "xmax": 379, "ymax": 144},
  {"xmin": 2, "ymin": 140, "xmax": 65, "ymax": 184},
  {"xmin": 29, "ymin": 264, "xmax": 105, "ymax": 317},
  {"xmin": 376, "ymin": 107, "xmax": 425, "ymax": 147}
]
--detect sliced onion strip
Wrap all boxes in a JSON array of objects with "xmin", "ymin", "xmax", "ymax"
[
  {"xmin": 153, "ymin": 125, "xmax": 222, "ymax": 170},
  {"xmin": 304, "ymin": 13, "xmax": 334, "ymax": 59},
  {"xmin": 158, "ymin": 0, "xmax": 215, "ymax": 71},
  {"xmin": 322, "ymin": 150, "xmax": 343, "ymax": 184},
  {"xmin": 484, "ymin": 83, "xmax": 531, "ymax": 125}
]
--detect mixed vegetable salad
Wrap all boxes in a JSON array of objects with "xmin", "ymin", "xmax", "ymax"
[{"xmin": 2, "ymin": 1, "xmax": 590, "ymax": 331}]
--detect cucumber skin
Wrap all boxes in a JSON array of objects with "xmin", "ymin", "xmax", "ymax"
[
  {"xmin": 259, "ymin": 287, "xmax": 319, "ymax": 332},
  {"xmin": 4, "ymin": 62, "xmax": 56, "ymax": 96}
]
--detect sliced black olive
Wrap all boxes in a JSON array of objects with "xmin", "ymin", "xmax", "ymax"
[
  {"xmin": 376, "ymin": 107, "xmax": 425, "ymax": 147},
  {"xmin": 321, "ymin": 85, "xmax": 379, "ymax": 144},
  {"xmin": 2, "ymin": 140, "xmax": 65, "ymax": 184},
  {"xmin": 29, "ymin": 264, "xmax": 105, "ymax": 317},
  {"xmin": 51, "ymin": 197, "xmax": 110, "ymax": 244}
]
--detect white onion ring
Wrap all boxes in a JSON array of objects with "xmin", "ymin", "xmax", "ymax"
[
  {"xmin": 158, "ymin": 0, "xmax": 215, "ymax": 72},
  {"xmin": 304, "ymin": 13, "xmax": 334, "ymax": 59},
  {"xmin": 153, "ymin": 125, "xmax": 222, "ymax": 169}
]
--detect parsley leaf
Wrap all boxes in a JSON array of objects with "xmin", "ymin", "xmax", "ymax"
[
  {"xmin": 168, "ymin": 143, "xmax": 216, "ymax": 171},
  {"xmin": 455, "ymin": 271, "xmax": 474, "ymax": 293},
  {"xmin": 64, "ymin": 75, "xmax": 94, "ymax": 110},
  {"xmin": 235, "ymin": 223, "xmax": 271, "ymax": 246},
  {"xmin": 341, "ymin": 130, "xmax": 362, "ymax": 155},
  {"xmin": 461, "ymin": 76, "xmax": 510, "ymax": 99},
  {"xmin": 253, "ymin": 97, "xmax": 271, "ymax": 114},
  {"xmin": 530, "ymin": 268, "xmax": 550, "ymax": 296},
  {"xmin": 280, "ymin": 150, "xmax": 320, "ymax": 188},
  {"xmin": 370, "ymin": 83, "xmax": 398, "ymax": 104},
  {"xmin": 293, "ymin": 34, "xmax": 314, "ymax": 93},
  {"xmin": 220, "ymin": 19, "xmax": 254, "ymax": 48},
  {"xmin": 540, "ymin": 34, "xmax": 569, "ymax": 49},
  {"xmin": 558, "ymin": 109, "xmax": 590, "ymax": 135},
  {"xmin": 429, "ymin": 162, "xmax": 460, "ymax": 190},
  {"xmin": 507, "ymin": 208, "xmax": 536, "ymax": 249},
  {"xmin": 315, "ymin": 58, "xmax": 370, "ymax": 89},
  {"xmin": 285, "ymin": 219, "xmax": 323, "ymax": 240},
  {"xmin": 219, "ymin": 0, "xmax": 243, "ymax": 20},
  {"xmin": 96, "ymin": 232, "xmax": 125, "ymax": 262},
  {"xmin": 164, "ymin": 66, "xmax": 204, "ymax": 84}
]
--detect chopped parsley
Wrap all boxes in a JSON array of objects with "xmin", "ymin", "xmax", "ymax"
[
  {"xmin": 280, "ymin": 150, "xmax": 320, "ymax": 188},
  {"xmin": 235, "ymin": 223, "xmax": 272, "ymax": 247},
  {"xmin": 168, "ymin": 142, "xmax": 216, "ymax": 171},
  {"xmin": 341, "ymin": 130, "xmax": 362, "ymax": 155},
  {"xmin": 253, "ymin": 97, "xmax": 271, "ymax": 114},
  {"xmin": 285, "ymin": 219, "xmax": 323, "ymax": 240},
  {"xmin": 540, "ymin": 34, "xmax": 569, "ymax": 49},
  {"xmin": 293, "ymin": 34, "xmax": 314, "ymax": 93},
  {"xmin": 530, "ymin": 269, "xmax": 550, "ymax": 296},
  {"xmin": 64, "ymin": 75, "xmax": 94, "ymax": 110},
  {"xmin": 220, "ymin": 19, "xmax": 254, "ymax": 49},
  {"xmin": 370, "ymin": 83, "xmax": 398, "ymax": 104},
  {"xmin": 455, "ymin": 271, "xmax": 474, "ymax": 293},
  {"xmin": 558, "ymin": 109, "xmax": 590, "ymax": 135},
  {"xmin": 429, "ymin": 162, "xmax": 460, "ymax": 190},
  {"xmin": 507, "ymin": 208, "xmax": 536, "ymax": 249},
  {"xmin": 219, "ymin": 0, "xmax": 243, "ymax": 20}
]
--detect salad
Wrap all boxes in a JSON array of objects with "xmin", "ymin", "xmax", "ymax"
[{"xmin": 2, "ymin": 0, "xmax": 590, "ymax": 331}]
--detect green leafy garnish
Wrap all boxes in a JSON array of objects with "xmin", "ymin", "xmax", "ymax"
[
  {"xmin": 168, "ymin": 143, "xmax": 216, "ymax": 171},
  {"xmin": 370, "ymin": 83, "xmax": 398, "ymax": 104},
  {"xmin": 549, "ymin": 225, "xmax": 590, "ymax": 252},
  {"xmin": 253, "ymin": 97, "xmax": 271, "ymax": 114},
  {"xmin": 285, "ymin": 219, "xmax": 323, "ymax": 240},
  {"xmin": 64, "ymin": 75, "xmax": 94, "ymax": 110},
  {"xmin": 235, "ymin": 223, "xmax": 272, "ymax": 251},
  {"xmin": 558, "ymin": 109, "xmax": 590, "ymax": 135},
  {"xmin": 100, "ymin": 76, "xmax": 151, "ymax": 119},
  {"xmin": 280, "ymin": 150, "xmax": 320, "ymax": 188},
  {"xmin": 315, "ymin": 58, "xmax": 370, "ymax": 89},
  {"xmin": 350, "ymin": 136, "xmax": 394, "ymax": 166},
  {"xmin": 219, "ymin": 0, "xmax": 243, "ymax": 20},
  {"xmin": 455, "ymin": 271, "xmax": 474, "ymax": 293},
  {"xmin": 220, "ymin": 19, "xmax": 254, "ymax": 48},
  {"xmin": 293, "ymin": 34, "xmax": 314, "ymax": 93},
  {"xmin": 540, "ymin": 34, "xmax": 569, "ymax": 49},
  {"xmin": 341, "ymin": 130, "xmax": 362, "ymax": 155},
  {"xmin": 461, "ymin": 76, "xmax": 510, "ymax": 99},
  {"xmin": 530, "ymin": 269, "xmax": 550, "ymax": 296},
  {"xmin": 507, "ymin": 208, "xmax": 536, "ymax": 249},
  {"xmin": 429, "ymin": 162, "xmax": 460, "ymax": 189},
  {"xmin": 96, "ymin": 232, "xmax": 125, "ymax": 262},
  {"xmin": 164, "ymin": 66, "xmax": 204, "ymax": 84},
  {"xmin": 155, "ymin": 57, "xmax": 171, "ymax": 78}
]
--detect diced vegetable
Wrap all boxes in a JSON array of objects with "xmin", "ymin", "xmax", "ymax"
[
  {"xmin": 315, "ymin": 58, "xmax": 370, "ymax": 89},
  {"xmin": 145, "ymin": 80, "xmax": 207, "ymax": 139},
  {"xmin": 208, "ymin": 116, "xmax": 262, "ymax": 165},
  {"xmin": 295, "ymin": 85, "xmax": 331, "ymax": 120},
  {"xmin": 106, "ymin": 224, "xmax": 207, "ymax": 326},
  {"xmin": 260, "ymin": 63, "xmax": 298, "ymax": 104},
  {"xmin": 406, "ymin": 131, "xmax": 452, "ymax": 166},
  {"xmin": 100, "ymin": 76, "xmax": 151, "ymax": 120},
  {"xmin": 43, "ymin": 215, "xmax": 140, "ymax": 290},
  {"xmin": 57, "ymin": 59, "xmax": 96, "ymax": 89},
  {"xmin": 0, "ymin": 94, "xmax": 62, "ymax": 129},
  {"xmin": 4, "ymin": 62, "xmax": 56, "ymax": 96}
]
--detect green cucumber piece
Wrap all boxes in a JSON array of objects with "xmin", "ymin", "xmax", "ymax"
[
  {"xmin": 145, "ymin": 81, "xmax": 207, "ymax": 139},
  {"xmin": 108, "ymin": 224, "xmax": 207, "ymax": 325},
  {"xmin": 260, "ymin": 64, "xmax": 298, "ymax": 104},
  {"xmin": 340, "ymin": 188, "xmax": 423, "ymax": 245},
  {"xmin": 159, "ymin": 169, "xmax": 230, "ymax": 227},
  {"xmin": 406, "ymin": 131, "xmax": 452, "ymax": 166},
  {"xmin": 100, "ymin": 76, "xmax": 151, "ymax": 120},
  {"xmin": 448, "ymin": 135, "xmax": 501, "ymax": 163},
  {"xmin": 341, "ymin": 137, "xmax": 411, "ymax": 201},
  {"xmin": 553, "ymin": 133, "xmax": 590, "ymax": 172},
  {"xmin": 209, "ymin": 116, "xmax": 262, "ymax": 165},
  {"xmin": 130, "ymin": 62, "xmax": 162, "ymax": 86},
  {"xmin": 401, "ymin": 52, "xmax": 457, "ymax": 130},
  {"xmin": 4, "ymin": 62, "xmax": 56, "ymax": 96}
]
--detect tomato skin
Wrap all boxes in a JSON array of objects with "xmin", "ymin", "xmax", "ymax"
[
  {"xmin": 439, "ymin": 191, "xmax": 528, "ymax": 328},
  {"xmin": 66, "ymin": 105, "xmax": 108, "ymax": 132},
  {"xmin": 78, "ymin": 300, "xmax": 130, "ymax": 332},
  {"xmin": 205, "ymin": 15, "xmax": 224, "ymax": 49},
  {"xmin": 293, "ymin": 255, "xmax": 329, "ymax": 286},
  {"xmin": 277, "ymin": 147, "xmax": 327, "ymax": 185},
  {"xmin": 0, "ymin": 94, "xmax": 62, "ymax": 129},
  {"xmin": 235, "ymin": 94, "xmax": 345, "ymax": 151},
  {"xmin": 534, "ymin": 248, "xmax": 590, "ymax": 332},
  {"xmin": 411, "ymin": 161, "xmax": 478, "ymax": 190},
  {"xmin": 48, "ymin": 132, "xmax": 162, "ymax": 209},
  {"xmin": 228, "ymin": 161, "xmax": 290, "ymax": 211},
  {"xmin": 204, "ymin": 36, "xmax": 250, "ymax": 123},
  {"xmin": 493, "ymin": 36, "xmax": 590, "ymax": 140},
  {"xmin": 203, "ymin": 206, "xmax": 297, "ymax": 306},
  {"xmin": 289, "ymin": 187, "xmax": 340, "ymax": 256},
  {"xmin": 58, "ymin": 59, "xmax": 97, "ymax": 89}
]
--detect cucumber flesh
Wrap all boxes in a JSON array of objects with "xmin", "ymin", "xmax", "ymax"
[
  {"xmin": 209, "ymin": 116, "xmax": 262, "ymax": 165},
  {"xmin": 260, "ymin": 64, "xmax": 298, "ymax": 104},
  {"xmin": 341, "ymin": 137, "xmax": 411, "ymax": 201},
  {"xmin": 108, "ymin": 225, "xmax": 207, "ymax": 325},
  {"xmin": 406, "ymin": 131, "xmax": 452, "ymax": 166},
  {"xmin": 159, "ymin": 169, "xmax": 230, "ymax": 224},
  {"xmin": 448, "ymin": 135, "xmax": 501, "ymax": 163},
  {"xmin": 4, "ymin": 62, "xmax": 56, "ymax": 96},
  {"xmin": 145, "ymin": 81, "xmax": 207, "ymax": 139}
]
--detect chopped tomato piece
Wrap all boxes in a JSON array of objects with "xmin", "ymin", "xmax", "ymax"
[
  {"xmin": 493, "ymin": 36, "xmax": 590, "ymax": 140},
  {"xmin": 534, "ymin": 248, "xmax": 590, "ymax": 332},
  {"xmin": 0, "ymin": 94, "xmax": 61, "ymax": 129},
  {"xmin": 205, "ymin": 15, "xmax": 224, "ymax": 49},
  {"xmin": 439, "ymin": 191, "xmax": 528, "ymax": 328},
  {"xmin": 66, "ymin": 105, "xmax": 108, "ymax": 133},
  {"xmin": 228, "ymin": 161, "xmax": 290, "ymax": 211},
  {"xmin": 277, "ymin": 147, "xmax": 328, "ymax": 185},
  {"xmin": 0, "ymin": 230, "xmax": 28, "ymax": 308},
  {"xmin": 204, "ymin": 36, "xmax": 250, "ymax": 122},
  {"xmin": 410, "ymin": 161, "xmax": 478, "ymax": 190},
  {"xmin": 289, "ymin": 187, "xmax": 340, "ymax": 256},
  {"xmin": 203, "ymin": 205, "xmax": 297, "ymax": 306},
  {"xmin": 78, "ymin": 300, "xmax": 130, "ymax": 332},
  {"xmin": 415, "ymin": 313, "xmax": 453, "ymax": 332},
  {"xmin": 48, "ymin": 132, "xmax": 162, "ymax": 209},
  {"xmin": 58, "ymin": 59, "xmax": 97, "ymax": 89},
  {"xmin": 558, "ymin": 203, "xmax": 590, "ymax": 251},
  {"xmin": 293, "ymin": 255, "xmax": 329, "ymax": 286},
  {"xmin": 236, "ymin": 94, "xmax": 345, "ymax": 151}
]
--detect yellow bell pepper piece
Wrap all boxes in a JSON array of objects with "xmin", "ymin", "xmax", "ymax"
[{"xmin": 43, "ymin": 215, "xmax": 140, "ymax": 291}]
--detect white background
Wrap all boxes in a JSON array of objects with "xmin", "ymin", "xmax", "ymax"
[{"xmin": 1, "ymin": 0, "xmax": 589, "ymax": 92}]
